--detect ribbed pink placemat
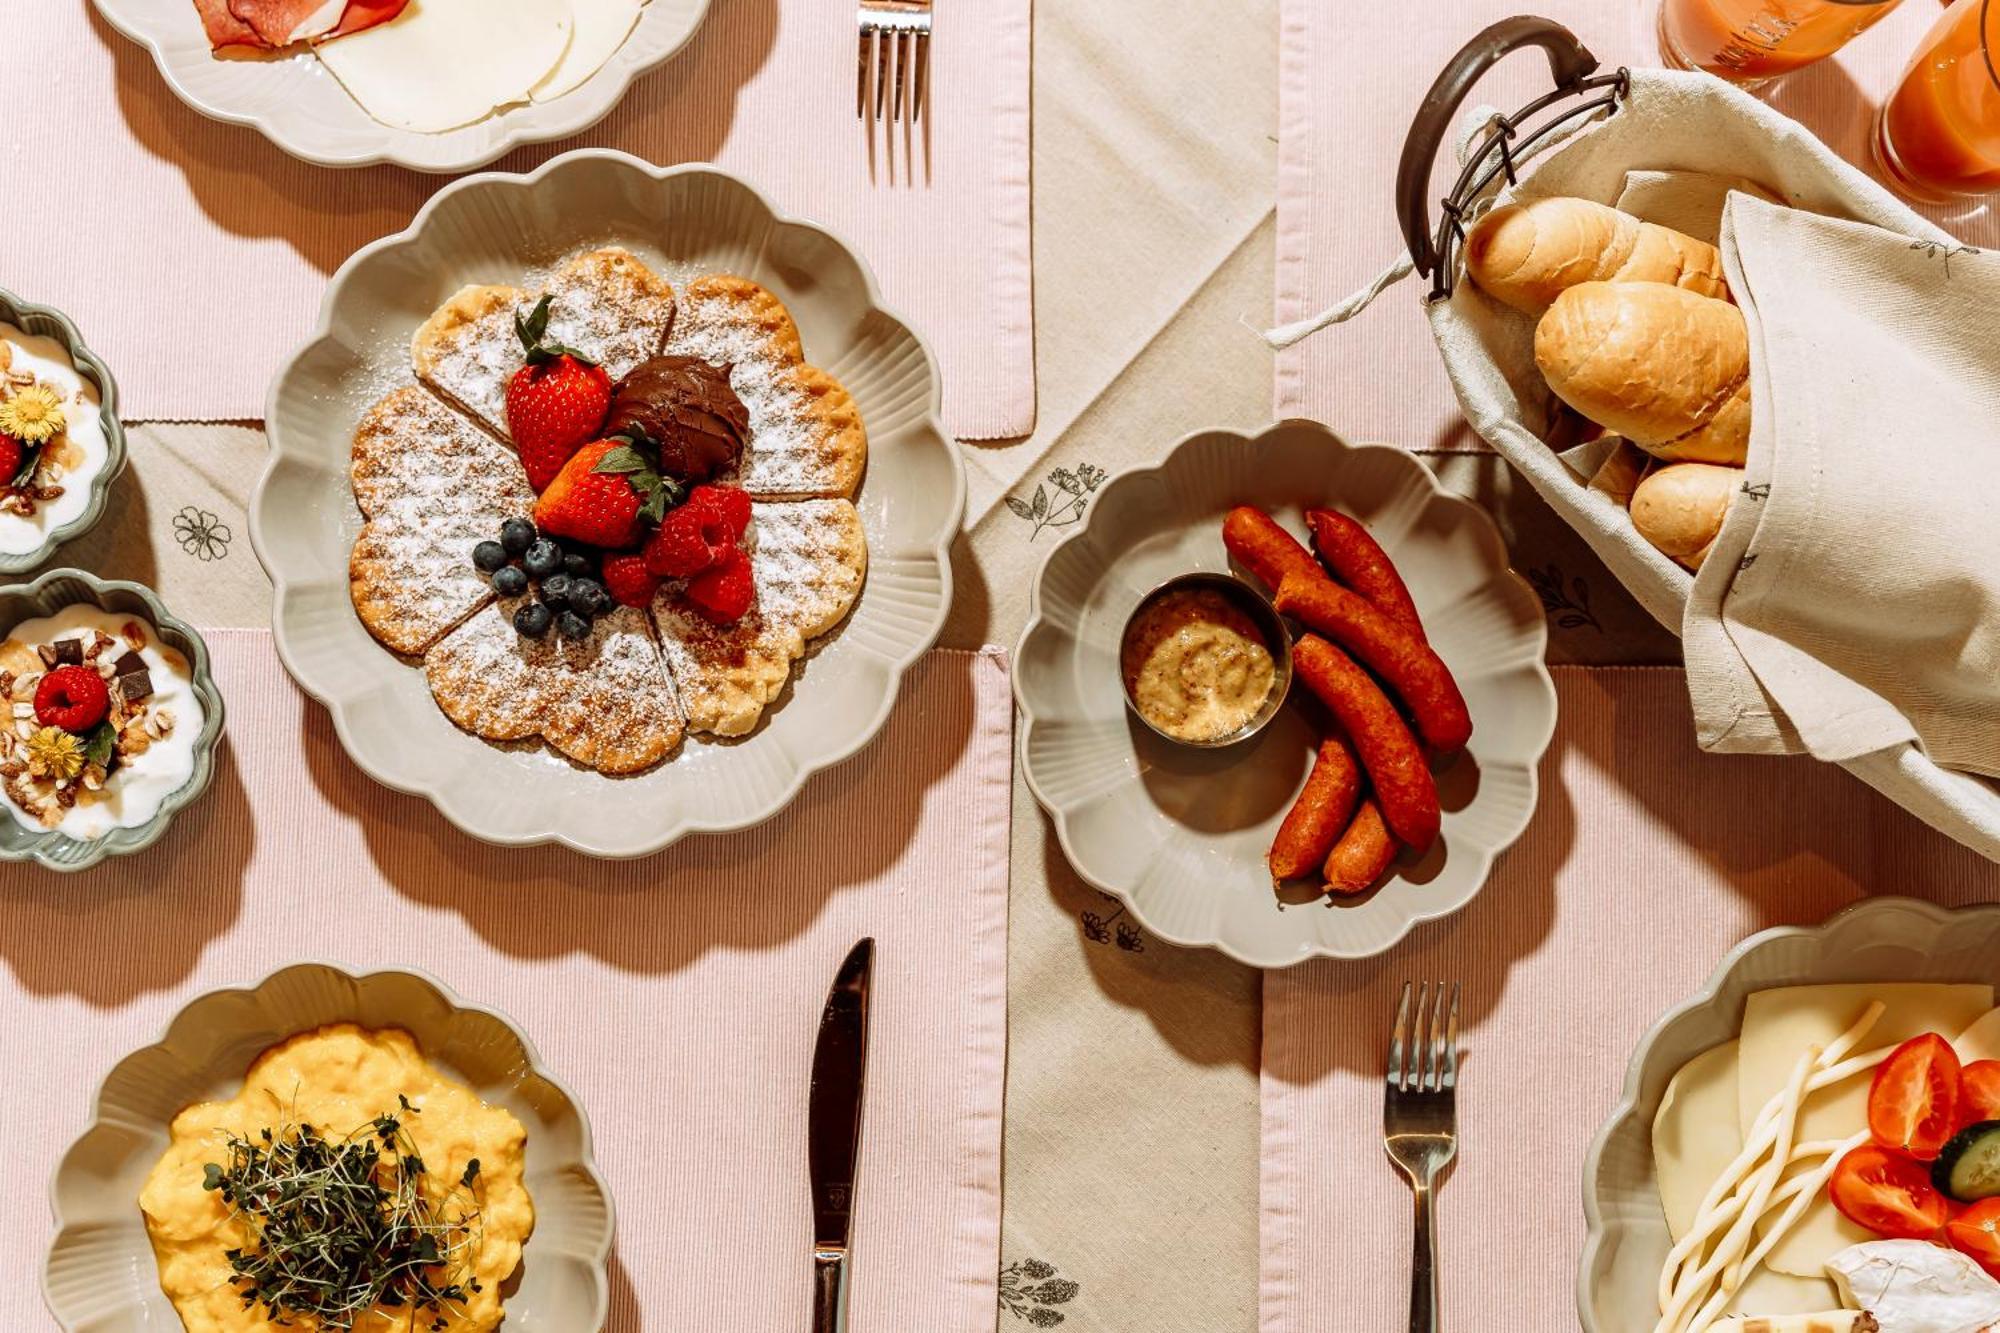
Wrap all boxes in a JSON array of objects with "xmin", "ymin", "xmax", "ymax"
[
  {"xmin": 11, "ymin": 1, "xmax": 1031, "ymax": 438},
  {"xmin": 0, "ymin": 634, "xmax": 1011, "ymax": 1330},
  {"xmin": 1258, "ymin": 665, "xmax": 2000, "ymax": 1329},
  {"xmin": 1273, "ymin": 1, "xmax": 1999, "ymax": 448}
]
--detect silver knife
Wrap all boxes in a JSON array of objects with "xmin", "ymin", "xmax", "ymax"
[{"xmin": 809, "ymin": 938, "xmax": 873, "ymax": 1333}]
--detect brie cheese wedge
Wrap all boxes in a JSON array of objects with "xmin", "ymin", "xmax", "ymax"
[{"xmin": 1826, "ymin": 1240, "xmax": 2000, "ymax": 1333}]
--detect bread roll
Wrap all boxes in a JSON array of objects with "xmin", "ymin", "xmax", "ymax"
[
  {"xmin": 1630, "ymin": 462, "xmax": 1741, "ymax": 570},
  {"xmin": 1534, "ymin": 282, "xmax": 1751, "ymax": 466},
  {"xmin": 1465, "ymin": 197, "xmax": 1730, "ymax": 315}
]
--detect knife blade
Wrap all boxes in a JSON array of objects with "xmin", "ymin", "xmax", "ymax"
[{"xmin": 808, "ymin": 937, "xmax": 873, "ymax": 1333}]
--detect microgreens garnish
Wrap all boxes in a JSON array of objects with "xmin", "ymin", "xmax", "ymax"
[
  {"xmin": 591, "ymin": 426, "xmax": 687, "ymax": 524},
  {"xmin": 201, "ymin": 1104, "xmax": 487, "ymax": 1331},
  {"xmin": 513, "ymin": 295, "xmax": 595, "ymax": 369}
]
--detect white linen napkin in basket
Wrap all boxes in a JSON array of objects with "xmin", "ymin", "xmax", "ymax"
[{"xmin": 1685, "ymin": 193, "xmax": 2000, "ymax": 776}]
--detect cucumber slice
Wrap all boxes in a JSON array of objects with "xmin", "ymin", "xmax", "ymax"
[{"xmin": 1934, "ymin": 1120, "xmax": 2000, "ymax": 1202}]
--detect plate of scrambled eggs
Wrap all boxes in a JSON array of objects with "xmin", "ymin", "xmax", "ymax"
[{"xmin": 42, "ymin": 964, "xmax": 612, "ymax": 1330}]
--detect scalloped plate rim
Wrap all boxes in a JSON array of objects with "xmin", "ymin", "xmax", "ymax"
[
  {"xmin": 42, "ymin": 958, "xmax": 616, "ymax": 1330},
  {"xmin": 1012, "ymin": 418, "xmax": 1559, "ymax": 968},
  {"xmin": 86, "ymin": 0, "xmax": 715, "ymax": 173},
  {"xmin": 250, "ymin": 153, "xmax": 963, "ymax": 858}
]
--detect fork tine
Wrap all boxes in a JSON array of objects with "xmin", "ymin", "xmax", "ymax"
[
  {"xmin": 874, "ymin": 26, "xmax": 892, "ymax": 122},
  {"xmin": 892, "ymin": 30, "xmax": 910, "ymax": 123},
  {"xmin": 1430, "ymin": 982, "xmax": 1451, "ymax": 1092},
  {"xmin": 1388, "ymin": 981, "xmax": 1412, "ymax": 1092},
  {"xmin": 1443, "ymin": 982, "xmax": 1461, "ymax": 1090},
  {"xmin": 856, "ymin": 25, "xmax": 871, "ymax": 120},
  {"xmin": 1415, "ymin": 981, "xmax": 1435, "ymax": 1091},
  {"xmin": 911, "ymin": 29, "xmax": 930, "ymax": 122}
]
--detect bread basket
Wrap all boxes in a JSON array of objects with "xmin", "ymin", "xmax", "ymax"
[{"xmin": 1393, "ymin": 17, "xmax": 2000, "ymax": 862}]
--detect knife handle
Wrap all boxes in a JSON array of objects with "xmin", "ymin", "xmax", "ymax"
[{"xmin": 812, "ymin": 1246, "xmax": 849, "ymax": 1333}]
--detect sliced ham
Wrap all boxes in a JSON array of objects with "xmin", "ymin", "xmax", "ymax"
[
  {"xmin": 192, "ymin": 0, "xmax": 271, "ymax": 49},
  {"xmin": 193, "ymin": 0, "xmax": 409, "ymax": 51},
  {"xmin": 225, "ymin": 0, "xmax": 345, "ymax": 46},
  {"xmin": 322, "ymin": 0, "xmax": 412, "ymax": 39}
]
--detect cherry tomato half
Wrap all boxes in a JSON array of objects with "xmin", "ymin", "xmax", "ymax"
[
  {"xmin": 1830, "ymin": 1143, "xmax": 1951, "ymax": 1239},
  {"xmin": 1948, "ymin": 1197, "xmax": 2000, "ymax": 1275},
  {"xmin": 1962, "ymin": 1061, "xmax": 2000, "ymax": 1128},
  {"xmin": 1870, "ymin": 1033, "xmax": 1963, "ymax": 1161}
]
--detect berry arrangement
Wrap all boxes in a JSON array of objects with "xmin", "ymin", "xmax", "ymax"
[
  {"xmin": 486, "ymin": 311, "xmax": 761, "ymax": 640},
  {"xmin": 0, "ymin": 625, "xmax": 171, "ymax": 827}
]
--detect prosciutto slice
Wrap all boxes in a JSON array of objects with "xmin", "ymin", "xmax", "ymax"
[{"xmin": 193, "ymin": 0, "xmax": 410, "ymax": 51}]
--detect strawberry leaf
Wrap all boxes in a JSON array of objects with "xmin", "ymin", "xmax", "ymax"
[
  {"xmin": 513, "ymin": 295, "xmax": 598, "ymax": 368},
  {"xmin": 591, "ymin": 445, "xmax": 650, "ymax": 476}
]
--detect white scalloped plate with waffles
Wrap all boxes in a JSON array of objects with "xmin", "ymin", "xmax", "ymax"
[
  {"xmin": 90, "ymin": 0, "xmax": 711, "ymax": 172},
  {"xmin": 1014, "ymin": 421, "xmax": 1557, "ymax": 967},
  {"xmin": 252, "ymin": 154, "xmax": 963, "ymax": 858}
]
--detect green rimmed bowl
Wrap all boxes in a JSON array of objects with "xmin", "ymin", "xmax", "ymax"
[
  {"xmin": 0, "ymin": 289, "xmax": 129, "ymax": 574},
  {"xmin": 0, "ymin": 571, "xmax": 224, "ymax": 871}
]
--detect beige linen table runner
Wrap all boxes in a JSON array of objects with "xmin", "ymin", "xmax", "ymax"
[
  {"xmin": 1686, "ymin": 195, "xmax": 2000, "ymax": 777},
  {"xmin": 1, "ymin": 636, "xmax": 1012, "ymax": 1329}
]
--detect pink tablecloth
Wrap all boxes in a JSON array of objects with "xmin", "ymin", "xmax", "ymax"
[
  {"xmin": 12, "ymin": 0, "xmax": 1032, "ymax": 439},
  {"xmin": 1273, "ymin": 0, "xmax": 1999, "ymax": 448},
  {"xmin": 1, "ymin": 635, "xmax": 1012, "ymax": 1330},
  {"xmin": 1258, "ymin": 665, "xmax": 2000, "ymax": 1329}
]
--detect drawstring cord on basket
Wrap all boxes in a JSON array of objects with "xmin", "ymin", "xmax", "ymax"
[{"xmin": 1257, "ymin": 105, "xmax": 1505, "ymax": 351}]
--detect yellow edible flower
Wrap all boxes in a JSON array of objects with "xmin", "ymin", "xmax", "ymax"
[
  {"xmin": 0, "ymin": 384, "xmax": 67, "ymax": 444},
  {"xmin": 25, "ymin": 726, "xmax": 84, "ymax": 782}
]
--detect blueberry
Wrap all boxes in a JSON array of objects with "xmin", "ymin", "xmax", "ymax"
[
  {"xmin": 541, "ymin": 572, "xmax": 574, "ymax": 604},
  {"xmin": 522, "ymin": 539, "xmax": 563, "ymax": 578},
  {"xmin": 562, "ymin": 552, "xmax": 595, "ymax": 579},
  {"xmin": 567, "ymin": 578, "xmax": 608, "ymax": 616},
  {"xmin": 555, "ymin": 610, "xmax": 591, "ymax": 641},
  {"xmin": 500, "ymin": 517, "xmax": 537, "ymax": 556},
  {"xmin": 472, "ymin": 540, "xmax": 509, "ymax": 573},
  {"xmin": 491, "ymin": 565, "xmax": 529, "ymax": 598},
  {"xmin": 512, "ymin": 602, "xmax": 553, "ymax": 639}
]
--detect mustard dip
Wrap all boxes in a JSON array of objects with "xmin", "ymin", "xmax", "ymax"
[
  {"xmin": 139, "ymin": 1024, "xmax": 535, "ymax": 1332},
  {"xmin": 1121, "ymin": 587, "xmax": 1278, "ymax": 741}
]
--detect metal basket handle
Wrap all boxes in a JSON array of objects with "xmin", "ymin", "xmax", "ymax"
[{"xmin": 1396, "ymin": 16, "xmax": 1627, "ymax": 302}]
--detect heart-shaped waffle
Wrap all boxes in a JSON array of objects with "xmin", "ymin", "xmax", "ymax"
[{"xmin": 348, "ymin": 247, "xmax": 870, "ymax": 773}]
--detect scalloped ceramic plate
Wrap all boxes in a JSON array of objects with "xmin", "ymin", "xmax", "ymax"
[
  {"xmin": 0, "ymin": 289, "xmax": 128, "ymax": 574},
  {"xmin": 0, "ymin": 570, "xmax": 224, "ymax": 872},
  {"xmin": 89, "ymin": 0, "xmax": 710, "ymax": 172},
  {"xmin": 43, "ymin": 962, "xmax": 614, "ymax": 1330},
  {"xmin": 1579, "ymin": 897, "xmax": 2000, "ymax": 1330},
  {"xmin": 1013, "ymin": 420, "xmax": 1557, "ymax": 967},
  {"xmin": 252, "ymin": 154, "xmax": 962, "ymax": 858}
]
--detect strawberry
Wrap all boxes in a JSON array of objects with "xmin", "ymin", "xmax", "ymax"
[
  {"xmin": 0, "ymin": 433, "xmax": 22, "ymax": 485},
  {"xmin": 600, "ymin": 554, "xmax": 661, "ymax": 608},
  {"xmin": 685, "ymin": 484, "xmax": 752, "ymax": 542},
  {"xmin": 504, "ymin": 296, "xmax": 611, "ymax": 491},
  {"xmin": 685, "ymin": 547, "xmax": 755, "ymax": 625},
  {"xmin": 534, "ymin": 436, "xmax": 682, "ymax": 549}
]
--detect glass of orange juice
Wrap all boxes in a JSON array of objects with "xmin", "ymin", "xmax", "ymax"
[
  {"xmin": 1875, "ymin": 0, "xmax": 2000, "ymax": 199},
  {"xmin": 1659, "ymin": 0, "xmax": 1908, "ymax": 82}
]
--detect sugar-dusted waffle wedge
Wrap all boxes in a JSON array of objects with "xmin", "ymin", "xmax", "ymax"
[
  {"xmin": 411, "ymin": 246, "xmax": 676, "ymax": 442},
  {"xmin": 651, "ymin": 498, "xmax": 867, "ymax": 736},
  {"xmin": 349, "ymin": 386, "xmax": 535, "ymax": 655},
  {"xmin": 666, "ymin": 275, "xmax": 867, "ymax": 501},
  {"xmin": 423, "ymin": 602, "xmax": 684, "ymax": 774}
]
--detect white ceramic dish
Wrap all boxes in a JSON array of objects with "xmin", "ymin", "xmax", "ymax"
[
  {"xmin": 89, "ymin": 0, "xmax": 710, "ymax": 172},
  {"xmin": 252, "ymin": 154, "xmax": 962, "ymax": 858},
  {"xmin": 1014, "ymin": 420, "xmax": 1558, "ymax": 967},
  {"xmin": 1578, "ymin": 897, "xmax": 2000, "ymax": 1332},
  {"xmin": 44, "ymin": 962, "xmax": 614, "ymax": 1331}
]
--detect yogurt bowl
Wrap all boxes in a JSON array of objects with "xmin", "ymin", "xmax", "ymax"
[
  {"xmin": 0, "ymin": 571, "xmax": 223, "ymax": 871},
  {"xmin": 0, "ymin": 290, "xmax": 128, "ymax": 573}
]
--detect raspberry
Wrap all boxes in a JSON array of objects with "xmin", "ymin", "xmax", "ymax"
[
  {"xmin": 685, "ymin": 548, "xmax": 755, "ymax": 625},
  {"xmin": 600, "ymin": 554, "xmax": 661, "ymax": 608},
  {"xmin": 35, "ymin": 665, "xmax": 110, "ymax": 732},
  {"xmin": 0, "ymin": 433, "xmax": 21, "ymax": 484},
  {"xmin": 686, "ymin": 484, "xmax": 752, "ymax": 542},
  {"xmin": 643, "ymin": 505, "xmax": 717, "ymax": 577}
]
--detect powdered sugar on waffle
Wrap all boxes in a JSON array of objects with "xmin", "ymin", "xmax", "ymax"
[
  {"xmin": 666, "ymin": 283, "xmax": 861, "ymax": 499},
  {"xmin": 424, "ymin": 601, "xmax": 684, "ymax": 773},
  {"xmin": 350, "ymin": 387, "xmax": 535, "ymax": 655}
]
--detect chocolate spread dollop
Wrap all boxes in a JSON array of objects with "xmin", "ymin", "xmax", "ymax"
[{"xmin": 603, "ymin": 354, "xmax": 750, "ymax": 484}]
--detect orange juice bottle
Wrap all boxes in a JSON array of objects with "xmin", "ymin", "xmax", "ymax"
[
  {"xmin": 1875, "ymin": 0, "xmax": 2000, "ymax": 199},
  {"xmin": 1659, "ymin": 0, "xmax": 1908, "ymax": 82}
]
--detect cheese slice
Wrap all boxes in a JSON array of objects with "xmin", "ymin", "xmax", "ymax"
[
  {"xmin": 531, "ymin": 0, "xmax": 643, "ymax": 101},
  {"xmin": 316, "ymin": 0, "xmax": 573, "ymax": 133},
  {"xmin": 1956, "ymin": 1007, "xmax": 2000, "ymax": 1064},
  {"xmin": 1737, "ymin": 984, "xmax": 1994, "ymax": 1277}
]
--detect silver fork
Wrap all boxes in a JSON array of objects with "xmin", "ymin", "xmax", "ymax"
[
  {"xmin": 856, "ymin": 0, "xmax": 932, "ymax": 129},
  {"xmin": 1384, "ymin": 980, "xmax": 1460, "ymax": 1333}
]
